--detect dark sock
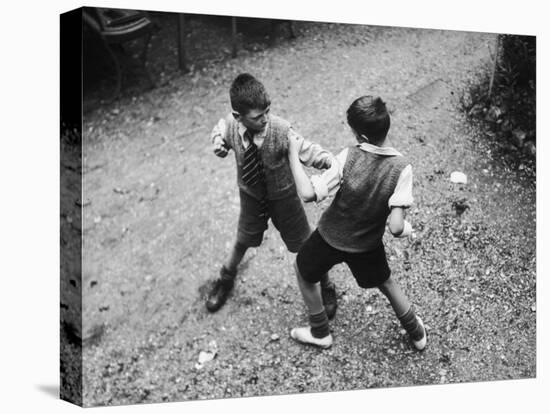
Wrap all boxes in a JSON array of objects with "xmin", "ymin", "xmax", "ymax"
[
  {"xmin": 398, "ymin": 307, "xmax": 424, "ymax": 341},
  {"xmin": 309, "ymin": 310, "xmax": 330, "ymax": 338}
]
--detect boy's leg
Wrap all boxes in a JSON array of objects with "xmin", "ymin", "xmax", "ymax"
[
  {"xmin": 290, "ymin": 261, "xmax": 332, "ymax": 348},
  {"xmin": 294, "ymin": 261, "xmax": 324, "ymax": 315},
  {"xmin": 377, "ymin": 276, "xmax": 410, "ymax": 316},
  {"xmin": 378, "ymin": 277, "xmax": 426, "ymax": 350},
  {"xmin": 319, "ymin": 273, "xmax": 337, "ymax": 320},
  {"xmin": 270, "ymin": 195, "xmax": 337, "ymax": 318},
  {"xmin": 345, "ymin": 244, "xmax": 426, "ymax": 350},
  {"xmin": 224, "ymin": 241, "xmax": 248, "ymax": 274},
  {"xmin": 206, "ymin": 191, "xmax": 266, "ymax": 312},
  {"xmin": 289, "ymin": 230, "xmax": 340, "ymax": 349},
  {"xmin": 206, "ymin": 240, "xmax": 248, "ymax": 312}
]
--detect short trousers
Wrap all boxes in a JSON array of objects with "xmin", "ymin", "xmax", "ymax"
[
  {"xmin": 296, "ymin": 229, "xmax": 391, "ymax": 288},
  {"xmin": 236, "ymin": 190, "xmax": 311, "ymax": 253}
]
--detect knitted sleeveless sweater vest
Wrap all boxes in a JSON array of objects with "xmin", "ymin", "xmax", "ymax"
[
  {"xmin": 318, "ymin": 145, "xmax": 408, "ymax": 252},
  {"xmin": 225, "ymin": 115, "xmax": 296, "ymax": 200}
]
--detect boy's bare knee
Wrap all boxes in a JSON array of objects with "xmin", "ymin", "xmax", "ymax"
[{"xmin": 378, "ymin": 277, "xmax": 394, "ymax": 293}]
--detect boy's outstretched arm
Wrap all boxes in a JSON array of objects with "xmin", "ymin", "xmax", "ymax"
[
  {"xmin": 288, "ymin": 129, "xmax": 333, "ymax": 170},
  {"xmin": 211, "ymin": 118, "xmax": 230, "ymax": 158},
  {"xmin": 288, "ymin": 134, "xmax": 316, "ymax": 202},
  {"xmin": 388, "ymin": 164, "xmax": 414, "ymax": 237}
]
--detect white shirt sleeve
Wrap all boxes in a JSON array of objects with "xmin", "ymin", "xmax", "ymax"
[
  {"xmin": 388, "ymin": 164, "xmax": 413, "ymax": 208},
  {"xmin": 210, "ymin": 118, "xmax": 228, "ymax": 145},
  {"xmin": 292, "ymin": 128, "xmax": 333, "ymax": 170},
  {"xmin": 310, "ymin": 148, "xmax": 348, "ymax": 202}
]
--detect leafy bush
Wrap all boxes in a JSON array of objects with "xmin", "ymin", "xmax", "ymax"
[
  {"xmin": 494, "ymin": 35, "xmax": 536, "ymax": 133},
  {"xmin": 463, "ymin": 34, "xmax": 536, "ymax": 163},
  {"xmin": 499, "ymin": 34, "xmax": 535, "ymax": 89}
]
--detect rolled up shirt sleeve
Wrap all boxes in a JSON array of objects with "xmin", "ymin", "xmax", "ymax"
[
  {"xmin": 388, "ymin": 164, "xmax": 413, "ymax": 208},
  {"xmin": 290, "ymin": 128, "xmax": 333, "ymax": 169},
  {"xmin": 310, "ymin": 148, "xmax": 348, "ymax": 202}
]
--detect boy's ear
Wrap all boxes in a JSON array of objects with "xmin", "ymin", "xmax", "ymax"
[{"xmin": 231, "ymin": 111, "xmax": 241, "ymax": 121}]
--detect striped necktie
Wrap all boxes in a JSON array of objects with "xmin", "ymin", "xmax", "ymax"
[{"xmin": 241, "ymin": 130, "xmax": 268, "ymax": 219}]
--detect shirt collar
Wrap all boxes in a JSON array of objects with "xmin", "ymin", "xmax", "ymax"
[
  {"xmin": 237, "ymin": 121, "xmax": 267, "ymax": 142},
  {"xmin": 357, "ymin": 142, "xmax": 402, "ymax": 156}
]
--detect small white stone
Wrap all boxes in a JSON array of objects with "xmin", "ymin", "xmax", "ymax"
[
  {"xmin": 450, "ymin": 171, "xmax": 467, "ymax": 184},
  {"xmin": 198, "ymin": 350, "xmax": 216, "ymax": 364}
]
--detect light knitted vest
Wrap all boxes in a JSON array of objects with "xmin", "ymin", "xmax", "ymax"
[
  {"xmin": 225, "ymin": 115, "xmax": 297, "ymax": 200},
  {"xmin": 318, "ymin": 145, "xmax": 409, "ymax": 252}
]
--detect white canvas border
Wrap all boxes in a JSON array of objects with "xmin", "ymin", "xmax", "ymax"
[{"xmin": 0, "ymin": 0, "xmax": 546, "ymax": 413}]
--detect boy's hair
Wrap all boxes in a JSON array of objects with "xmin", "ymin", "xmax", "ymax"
[
  {"xmin": 346, "ymin": 96, "xmax": 390, "ymax": 144},
  {"xmin": 230, "ymin": 73, "xmax": 271, "ymax": 115}
]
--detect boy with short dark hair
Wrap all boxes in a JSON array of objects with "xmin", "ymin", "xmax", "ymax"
[
  {"xmin": 287, "ymin": 95, "xmax": 426, "ymax": 350},
  {"xmin": 206, "ymin": 73, "xmax": 337, "ymax": 316}
]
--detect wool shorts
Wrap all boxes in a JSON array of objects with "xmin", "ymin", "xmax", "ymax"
[
  {"xmin": 236, "ymin": 190, "xmax": 311, "ymax": 253},
  {"xmin": 296, "ymin": 229, "xmax": 391, "ymax": 288}
]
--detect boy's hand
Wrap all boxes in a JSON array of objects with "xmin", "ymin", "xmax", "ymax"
[{"xmin": 213, "ymin": 135, "xmax": 229, "ymax": 158}]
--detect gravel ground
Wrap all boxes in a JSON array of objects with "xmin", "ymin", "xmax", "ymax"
[{"xmin": 61, "ymin": 17, "xmax": 536, "ymax": 407}]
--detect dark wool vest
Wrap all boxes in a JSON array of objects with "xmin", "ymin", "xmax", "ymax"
[
  {"xmin": 318, "ymin": 145, "xmax": 409, "ymax": 253},
  {"xmin": 225, "ymin": 115, "xmax": 297, "ymax": 200}
]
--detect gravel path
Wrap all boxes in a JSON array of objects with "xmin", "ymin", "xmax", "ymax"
[{"xmin": 66, "ymin": 21, "xmax": 535, "ymax": 406}]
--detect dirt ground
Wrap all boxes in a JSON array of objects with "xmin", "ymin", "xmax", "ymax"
[{"xmin": 61, "ymin": 16, "xmax": 536, "ymax": 407}]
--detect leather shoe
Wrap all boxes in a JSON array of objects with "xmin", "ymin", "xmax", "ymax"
[
  {"xmin": 206, "ymin": 267, "xmax": 236, "ymax": 312},
  {"xmin": 206, "ymin": 278, "xmax": 234, "ymax": 312}
]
